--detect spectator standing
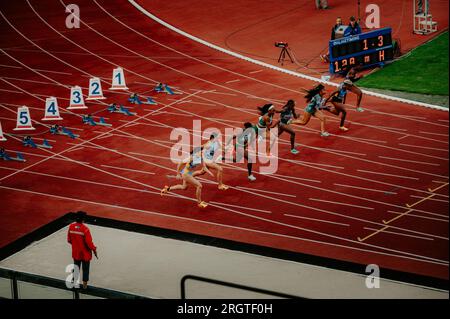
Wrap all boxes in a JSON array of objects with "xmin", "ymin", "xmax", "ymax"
[
  {"xmin": 320, "ymin": 17, "xmax": 342, "ymax": 62},
  {"xmin": 315, "ymin": 0, "xmax": 329, "ymax": 9},
  {"xmin": 344, "ymin": 16, "xmax": 362, "ymax": 36},
  {"xmin": 67, "ymin": 211, "xmax": 98, "ymax": 289}
]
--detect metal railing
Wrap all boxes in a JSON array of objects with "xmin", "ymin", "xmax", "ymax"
[
  {"xmin": 180, "ymin": 274, "xmax": 302, "ymax": 299},
  {"xmin": 0, "ymin": 268, "xmax": 148, "ymax": 299}
]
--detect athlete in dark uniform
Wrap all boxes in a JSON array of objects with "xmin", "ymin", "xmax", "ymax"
[{"xmin": 276, "ymin": 100, "xmax": 299, "ymax": 154}]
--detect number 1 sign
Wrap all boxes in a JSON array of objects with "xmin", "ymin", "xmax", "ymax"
[
  {"xmin": 87, "ymin": 77, "xmax": 106, "ymax": 100},
  {"xmin": 14, "ymin": 106, "xmax": 35, "ymax": 131},
  {"xmin": 42, "ymin": 97, "xmax": 63, "ymax": 121},
  {"xmin": 110, "ymin": 67, "xmax": 128, "ymax": 90}
]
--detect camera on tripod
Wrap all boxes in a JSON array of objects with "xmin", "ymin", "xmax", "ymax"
[{"xmin": 275, "ymin": 42, "xmax": 288, "ymax": 48}]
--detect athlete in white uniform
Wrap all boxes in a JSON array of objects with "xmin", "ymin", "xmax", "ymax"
[{"xmin": 193, "ymin": 134, "xmax": 229, "ymax": 190}]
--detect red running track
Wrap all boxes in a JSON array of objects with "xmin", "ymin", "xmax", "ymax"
[
  {"xmin": 138, "ymin": 0, "xmax": 449, "ymax": 77},
  {"xmin": 0, "ymin": 0, "xmax": 448, "ymax": 280}
]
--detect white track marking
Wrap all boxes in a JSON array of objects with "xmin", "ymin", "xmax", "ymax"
[
  {"xmin": 6, "ymin": 2, "xmax": 446, "ymax": 258},
  {"xmin": 378, "ymin": 156, "xmax": 442, "ymax": 166},
  {"xmin": 283, "ymin": 214, "xmax": 349, "ymax": 227},
  {"xmin": 0, "ymin": 64, "xmax": 21, "ymax": 69},
  {"xmin": 419, "ymin": 131, "xmax": 450, "ymax": 137},
  {"xmin": 357, "ymin": 169, "xmax": 420, "ymax": 181},
  {"xmin": 333, "ymin": 183, "xmax": 397, "ymax": 195},
  {"xmin": 236, "ymin": 186, "xmax": 297, "ymax": 198},
  {"xmin": 363, "ymin": 227, "xmax": 434, "ymax": 241},
  {"xmin": 309, "ymin": 198, "xmax": 375, "ymax": 210},
  {"xmin": 100, "ymin": 164, "xmax": 155, "ymax": 175},
  {"xmin": 1, "ymin": 184, "xmax": 448, "ymax": 265},
  {"xmin": 225, "ymin": 79, "xmax": 240, "ymax": 84},
  {"xmin": 210, "ymin": 201, "xmax": 272, "ymax": 214},
  {"xmin": 4, "ymin": 148, "xmax": 89, "ymax": 165},
  {"xmin": 29, "ymin": 0, "xmax": 449, "ymax": 166},
  {"xmin": 399, "ymin": 143, "xmax": 448, "ymax": 152},
  {"xmin": 386, "ymin": 211, "xmax": 448, "ymax": 223},
  {"xmin": 410, "ymin": 195, "xmax": 449, "ymax": 203},
  {"xmin": 249, "ymin": 70, "xmax": 263, "ymax": 74}
]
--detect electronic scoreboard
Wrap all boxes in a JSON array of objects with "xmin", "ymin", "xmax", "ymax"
[{"xmin": 328, "ymin": 27, "xmax": 394, "ymax": 73}]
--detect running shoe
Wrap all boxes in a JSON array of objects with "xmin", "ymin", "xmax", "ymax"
[
  {"xmin": 291, "ymin": 148, "xmax": 299, "ymax": 155},
  {"xmin": 320, "ymin": 131, "xmax": 330, "ymax": 137},
  {"xmin": 198, "ymin": 201, "xmax": 208, "ymax": 208},
  {"xmin": 218, "ymin": 184, "xmax": 230, "ymax": 190},
  {"xmin": 160, "ymin": 186, "xmax": 169, "ymax": 195},
  {"xmin": 339, "ymin": 126, "xmax": 349, "ymax": 132},
  {"xmin": 356, "ymin": 107, "xmax": 364, "ymax": 112},
  {"xmin": 248, "ymin": 175, "xmax": 257, "ymax": 181}
]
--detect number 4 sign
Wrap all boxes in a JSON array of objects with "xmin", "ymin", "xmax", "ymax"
[
  {"xmin": 14, "ymin": 106, "xmax": 35, "ymax": 131},
  {"xmin": 110, "ymin": 67, "xmax": 128, "ymax": 90},
  {"xmin": 42, "ymin": 97, "xmax": 63, "ymax": 121}
]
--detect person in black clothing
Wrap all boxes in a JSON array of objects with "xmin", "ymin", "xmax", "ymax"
[
  {"xmin": 320, "ymin": 17, "xmax": 343, "ymax": 62},
  {"xmin": 344, "ymin": 16, "xmax": 362, "ymax": 36}
]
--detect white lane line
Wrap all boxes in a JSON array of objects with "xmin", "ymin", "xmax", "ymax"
[
  {"xmin": 357, "ymin": 169, "xmax": 420, "ymax": 181},
  {"xmin": 0, "ymin": 64, "xmax": 21, "ymax": 69},
  {"xmin": 0, "ymin": 63, "xmax": 71, "ymax": 75},
  {"xmin": 34, "ymin": 68, "xmax": 72, "ymax": 75},
  {"xmin": 236, "ymin": 186, "xmax": 297, "ymax": 198},
  {"xmin": 15, "ymin": 1, "xmax": 448, "ymax": 255},
  {"xmin": 386, "ymin": 210, "xmax": 448, "ymax": 222},
  {"xmin": 67, "ymin": 147, "xmax": 83, "ymax": 153},
  {"xmin": 210, "ymin": 201, "xmax": 272, "ymax": 214},
  {"xmin": 225, "ymin": 79, "xmax": 240, "ymax": 84},
  {"xmin": 410, "ymin": 195, "xmax": 449, "ymax": 203},
  {"xmin": 398, "ymin": 135, "xmax": 409, "ymax": 141},
  {"xmin": 0, "ymin": 88, "xmax": 22, "ymax": 94},
  {"xmin": 315, "ymin": 147, "xmax": 367, "ymax": 157},
  {"xmin": 96, "ymin": 133, "xmax": 113, "ymax": 140},
  {"xmin": 66, "ymin": 142, "xmax": 115, "ymax": 151},
  {"xmin": 284, "ymin": 214, "xmax": 350, "ymax": 227},
  {"xmin": 5, "ymin": 148, "xmax": 88, "ymax": 164},
  {"xmin": 2, "ymin": 184, "xmax": 448, "ymax": 266},
  {"xmin": 363, "ymin": 227, "xmax": 434, "ymax": 241},
  {"xmin": 249, "ymin": 70, "xmax": 263, "ymax": 74},
  {"xmin": 179, "ymin": 100, "xmax": 216, "ymax": 106},
  {"xmin": 286, "ymin": 158, "xmax": 345, "ymax": 170},
  {"xmin": 419, "ymin": 131, "xmax": 449, "ymax": 137},
  {"xmin": 432, "ymin": 180, "xmax": 449, "ymax": 184},
  {"xmin": 201, "ymin": 90, "xmax": 237, "ymax": 96},
  {"xmin": 333, "ymin": 183, "xmax": 397, "ymax": 195},
  {"xmin": 378, "ymin": 156, "xmax": 442, "ymax": 166},
  {"xmin": 399, "ymin": 143, "xmax": 448, "ymax": 152},
  {"xmin": 100, "ymin": 164, "xmax": 155, "ymax": 175},
  {"xmin": 437, "ymin": 119, "xmax": 449, "ymax": 123},
  {"xmin": 309, "ymin": 198, "xmax": 374, "ymax": 210}
]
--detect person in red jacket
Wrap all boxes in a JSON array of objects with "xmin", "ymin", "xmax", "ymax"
[{"xmin": 67, "ymin": 211, "xmax": 98, "ymax": 289}]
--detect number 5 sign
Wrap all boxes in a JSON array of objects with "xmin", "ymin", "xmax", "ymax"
[{"xmin": 14, "ymin": 106, "xmax": 35, "ymax": 131}]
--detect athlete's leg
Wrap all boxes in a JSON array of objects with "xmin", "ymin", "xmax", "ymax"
[
  {"xmin": 207, "ymin": 162, "xmax": 228, "ymax": 190},
  {"xmin": 314, "ymin": 110, "xmax": 328, "ymax": 135},
  {"xmin": 349, "ymin": 85, "xmax": 363, "ymax": 108},
  {"xmin": 332, "ymin": 102, "xmax": 348, "ymax": 129},
  {"xmin": 293, "ymin": 112, "xmax": 311, "ymax": 126},
  {"xmin": 184, "ymin": 174, "xmax": 205, "ymax": 206}
]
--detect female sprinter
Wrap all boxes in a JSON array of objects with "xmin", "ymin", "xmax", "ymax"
[
  {"xmin": 323, "ymin": 79, "xmax": 357, "ymax": 131},
  {"xmin": 193, "ymin": 134, "xmax": 229, "ymax": 190},
  {"xmin": 161, "ymin": 147, "xmax": 214, "ymax": 208},
  {"xmin": 256, "ymin": 103, "xmax": 279, "ymax": 154},
  {"xmin": 276, "ymin": 99, "xmax": 299, "ymax": 154},
  {"xmin": 226, "ymin": 122, "xmax": 258, "ymax": 181},
  {"xmin": 292, "ymin": 84, "xmax": 330, "ymax": 137}
]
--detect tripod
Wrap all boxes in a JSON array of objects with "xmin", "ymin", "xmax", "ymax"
[{"xmin": 278, "ymin": 46, "xmax": 294, "ymax": 65}]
